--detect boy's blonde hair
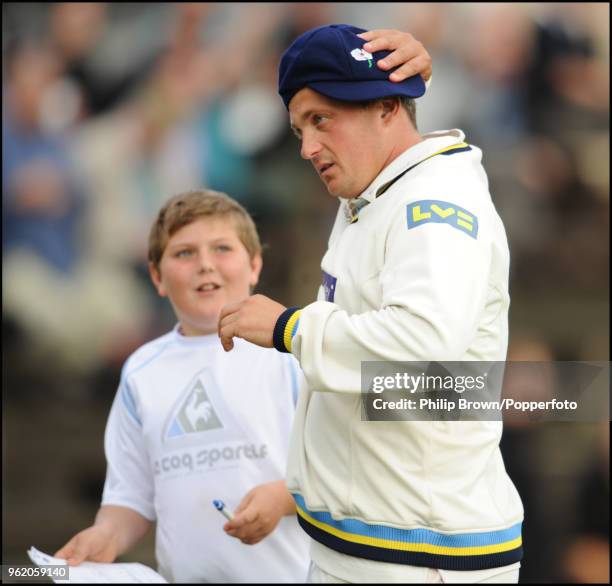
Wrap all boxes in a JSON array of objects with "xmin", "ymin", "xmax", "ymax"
[{"xmin": 148, "ymin": 189, "xmax": 262, "ymax": 271}]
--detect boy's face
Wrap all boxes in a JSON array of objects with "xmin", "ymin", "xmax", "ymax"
[
  {"xmin": 289, "ymin": 87, "xmax": 388, "ymax": 199},
  {"xmin": 150, "ymin": 216, "xmax": 262, "ymax": 336}
]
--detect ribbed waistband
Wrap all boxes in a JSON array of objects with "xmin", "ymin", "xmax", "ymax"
[{"xmin": 293, "ymin": 494, "xmax": 523, "ymax": 571}]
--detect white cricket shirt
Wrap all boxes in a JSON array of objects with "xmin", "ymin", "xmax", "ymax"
[{"xmin": 287, "ymin": 129, "xmax": 524, "ymax": 578}]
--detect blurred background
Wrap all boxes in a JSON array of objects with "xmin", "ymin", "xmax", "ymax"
[{"xmin": 2, "ymin": 2, "xmax": 609, "ymax": 583}]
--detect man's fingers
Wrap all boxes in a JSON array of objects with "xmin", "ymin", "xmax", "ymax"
[
  {"xmin": 218, "ymin": 306, "xmax": 239, "ymax": 334},
  {"xmin": 366, "ymin": 37, "xmax": 417, "ymax": 59},
  {"xmin": 218, "ymin": 300, "xmax": 243, "ymax": 323},
  {"xmin": 356, "ymin": 31, "xmax": 374, "ymax": 42},
  {"xmin": 361, "ymin": 30, "xmax": 416, "ymax": 52},
  {"xmin": 219, "ymin": 332, "xmax": 234, "ymax": 352},
  {"xmin": 218, "ymin": 300, "xmax": 250, "ymax": 350},
  {"xmin": 357, "ymin": 29, "xmax": 395, "ymax": 42},
  {"xmin": 375, "ymin": 42, "xmax": 421, "ymax": 69},
  {"xmin": 361, "ymin": 36, "xmax": 392, "ymax": 54},
  {"xmin": 357, "ymin": 29, "xmax": 432, "ymax": 83},
  {"xmin": 218, "ymin": 315, "xmax": 239, "ymax": 351},
  {"xmin": 389, "ymin": 55, "xmax": 432, "ymax": 82}
]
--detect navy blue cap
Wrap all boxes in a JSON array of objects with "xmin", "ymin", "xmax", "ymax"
[{"xmin": 278, "ymin": 24, "xmax": 426, "ymax": 109}]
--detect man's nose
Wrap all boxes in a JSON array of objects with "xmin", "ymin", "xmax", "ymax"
[{"xmin": 300, "ymin": 133, "xmax": 322, "ymax": 160}]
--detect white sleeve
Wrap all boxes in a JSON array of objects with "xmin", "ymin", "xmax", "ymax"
[
  {"xmin": 282, "ymin": 353, "xmax": 305, "ymax": 408},
  {"xmin": 101, "ymin": 379, "xmax": 156, "ymax": 520},
  {"xmin": 291, "ymin": 198, "xmax": 491, "ymax": 394}
]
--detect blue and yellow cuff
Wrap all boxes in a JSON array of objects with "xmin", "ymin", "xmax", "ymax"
[{"xmin": 273, "ymin": 307, "xmax": 302, "ymax": 353}]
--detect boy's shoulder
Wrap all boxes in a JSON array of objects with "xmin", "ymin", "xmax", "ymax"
[{"xmin": 121, "ymin": 329, "xmax": 177, "ymax": 379}]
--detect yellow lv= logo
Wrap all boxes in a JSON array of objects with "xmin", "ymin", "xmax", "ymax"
[
  {"xmin": 412, "ymin": 206, "xmax": 431, "ymax": 222},
  {"xmin": 431, "ymin": 205, "xmax": 455, "ymax": 218}
]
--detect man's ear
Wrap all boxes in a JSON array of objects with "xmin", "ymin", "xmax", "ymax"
[
  {"xmin": 149, "ymin": 262, "xmax": 167, "ymax": 297},
  {"xmin": 380, "ymin": 97, "xmax": 400, "ymax": 121}
]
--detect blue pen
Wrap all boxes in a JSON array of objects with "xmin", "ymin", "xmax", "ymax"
[{"xmin": 213, "ymin": 499, "xmax": 234, "ymax": 521}]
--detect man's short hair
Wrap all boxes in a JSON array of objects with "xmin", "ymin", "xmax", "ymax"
[{"xmin": 148, "ymin": 189, "xmax": 262, "ymax": 271}]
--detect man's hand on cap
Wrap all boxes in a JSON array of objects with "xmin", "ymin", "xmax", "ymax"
[{"xmin": 358, "ymin": 29, "xmax": 432, "ymax": 83}]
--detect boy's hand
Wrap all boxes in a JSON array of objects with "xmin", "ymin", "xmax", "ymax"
[
  {"xmin": 54, "ymin": 524, "xmax": 118, "ymax": 566},
  {"xmin": 218, "ymin": 294, "xmax": 286, "ymax": 351},
  {"xmin": 223, "ymin": 480, "xmax": 296, "ymax": 545},
  {"xmin": 358, "ymin": 29, "xmax": 432, "ymax": 83}
]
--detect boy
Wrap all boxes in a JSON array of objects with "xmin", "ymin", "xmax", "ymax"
[{"xmin": 55, "ymin": 190, "xmax": 308, "ymax": 582}]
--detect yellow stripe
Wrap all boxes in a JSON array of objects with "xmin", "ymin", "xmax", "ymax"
[
  {"xmin": 430, "ymin": 142, "xmax": 469, "ymax": 157},
  {"xmin": 457, "ymin": 219, "xmax": 474, "ymax": 231},
  {"xmin": 297, "ymin": 506, "xmax": 521, "ymax": 556},
  {"xmin": 457, "ymin": 210, "xmax": 473, "ymax": 222},
  {"xmin": 284, "ymin": 310, "xmax": 301, "ymax": 352}
]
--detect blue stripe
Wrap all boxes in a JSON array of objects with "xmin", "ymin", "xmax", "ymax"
[
  {"xmin": 294, "ymin": 494, "xmax": 522, "ymax": 547},
  {"xmin": 291, "ymin": 318, "xmax": 300, "ymax": 338},
  {"xmin": 120, "ymin": 381, "xmax": 142, "ymax": 426},
  {"xmin": 117, "ymin": 338, "xmax": 175, "ymax": 426}
]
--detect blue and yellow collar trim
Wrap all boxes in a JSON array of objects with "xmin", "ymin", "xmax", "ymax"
[
  {"xmin": 293, "ymin": 494, "xmax": 522, "ymax": 571},
  {"xmin": 374, "ymin": 142, "xmax": 472, "ymax": 199}
]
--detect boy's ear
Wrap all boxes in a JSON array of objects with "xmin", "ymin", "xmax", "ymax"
[
  {"xmin": 249, "ymin": 254, "xmax": 263, "ymax": 288},
  {"xmin": 149, "ymin": 262, "xmax": 167, "ymax": 297}
]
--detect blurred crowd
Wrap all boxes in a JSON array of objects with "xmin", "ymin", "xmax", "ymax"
[{"xmin": 2, "ymin": 3, "xmax": 609, "ymax": 583}]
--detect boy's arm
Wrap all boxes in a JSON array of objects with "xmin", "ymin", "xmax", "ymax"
[
  {"xmin": 57, "ymin": 373, "xmax": 156, "ymax": 566},
  {"xmin": 223, "ymin": 480, "xmax": 296, "ymax": 545},
  {"xmin": 55, "ymin": 505, "xmax": 152, "ymax": 565}
]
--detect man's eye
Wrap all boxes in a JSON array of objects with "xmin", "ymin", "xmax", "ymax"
[
  {"xmin": 313, "ymin": 114, "xmax": 326, "ymax": 126},
  {"xmin": 176, "ymin": 249, "xmax": 193, "ymax": 257},
  {"xmin": 215, "ymin": 245, "xmax": 231, "ymax": 253}
]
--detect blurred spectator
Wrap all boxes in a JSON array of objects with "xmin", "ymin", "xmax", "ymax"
[
  {"xmin": 48, "ymin": 3, "xmax": 164, "ymax": 117},
  {"xmin": 3, "ymin": 41, "xmax": 83, "ymax": 275},
  {"xmin": 2, "ymin": 40, "xmax": 152, "ymax": 377},
  {"xmin": 525, "ymin": 3, "xmax": 609, "ymax": 134}
]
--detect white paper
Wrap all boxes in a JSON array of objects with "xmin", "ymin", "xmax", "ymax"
[{"xmin": 27, "ymin": 547, "xmax": 167, "ymax": 583}]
